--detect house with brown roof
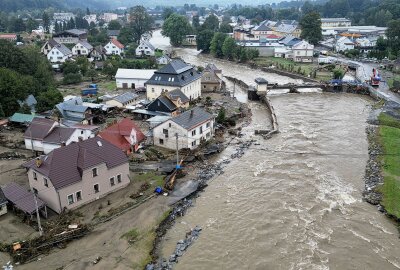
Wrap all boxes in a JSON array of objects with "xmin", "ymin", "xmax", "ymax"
[
  {"xmin": 104, "ymin": 39, "xmax": 124, "ymax": 56},
  {"xmin": 146, "ymin": 89, "xmax": 190, "ymax": 116},
  {"xmin": 23, "ymin": 137, "xmax": 129, "ymax": 214},
  {"xmin": 24, "ymin": 117, "xmax": 97, "ymax": 154},
  {"xmin": 99, "ymin": 118, "xmax": 145, "ymax": 154}
]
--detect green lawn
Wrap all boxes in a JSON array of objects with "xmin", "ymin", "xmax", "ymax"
[
  {"xmin": 387, "ymin": 75, "xmax": 400, "ymax": 89},
  {"xmin": 254, "ymin": 56, "xmax": 328, "ymax": 80},
  {"xmin": 98, "ymin": 81, "xmax": 116, "ymax": 91},
  {"xmin": 378, "ymin": 117, "xmax": 400, "ymax": 218},
  {"xmin": 135, "ymin": 172, "xmax": 165, "ymax": 187},
  {"xmin": 378, "ymin": 113, "xmax": 400, "ymax": 129}
]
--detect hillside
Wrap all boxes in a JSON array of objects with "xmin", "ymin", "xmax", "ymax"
[{"xmin": 0, "ymin": 0, "xmax": 110, "ymax": 12}]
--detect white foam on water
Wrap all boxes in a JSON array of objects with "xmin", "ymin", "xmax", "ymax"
[
  {"xmin": 349, "ymin": 229, "xmax": 371, "ymax": 243},
  {"xmin": 368, "ymin": 219, "xmax": 394, "ymax": 235}
]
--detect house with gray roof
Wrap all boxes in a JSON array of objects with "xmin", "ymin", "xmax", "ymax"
[
  {"xmin": 146, "ymin": 89, "xmax": 189, "ymax": 116},
  {"xmin": 145, "ymin": 59, "xmax": 202, "ymax": 101},
  {"xmin": 153, "ymin": 107, "xmax": 215, "ymax": 150},
  {"xmin": 55, "ymin": 97, "xmax": 93, "ymax": 125},
  {"xmin": 47, "ymin": 43, "xmax": 72, "ymax": 63},
  {"xmin": 41, "ymin": 39, "xmax": 60, "ymax": 55},
  {"xmin": 105, "ymin": 92, "xmax": 139, "ymax": 108},
  {"xmin": 23, "ymin": 137, "xmax": 129, "ymax": 213},
  {"xmin": 72, "ymin": 40, "xmax": 93, "ymax": 56},
  {"xmin": 136, "ymin": 40, "xmax": 156, "ymax": 57}
]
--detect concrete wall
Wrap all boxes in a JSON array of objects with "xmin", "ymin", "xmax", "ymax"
[
  {"xmin": 0, "ymin": 203, "xmax": 7, "ymax": 216},
  {"xmin": 28, "ymin": 162, "xmax": 130, "ymax": 213}
]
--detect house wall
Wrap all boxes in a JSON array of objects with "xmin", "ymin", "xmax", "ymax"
[
  {"xmin": 153, "ymin": 118, "xmax": 214, "ymax": 150},
  {"xmin": 146, "ymin": 78, "xmax": 201, "ymax": 101},
  {"xmin": 25, "ymin": 138, "xmax": 45, "ymax": 152},
  {"xmin": 292, "ymin": 49, "xmax": 314, "ymax": 63},
  {"xmin": 28, "ymin": 168, "xmax": 62, "ymax": 213},
  {"xmin": 116, "ymin": 78, "xmax": 148, "ymax": 89},
  {"xmin": 28, "ymin": 162, "xmax": 130, "ymax": 213},
  {"xmin": 47, "ymin": 48, "xmax": 71, "ymax": 63},
  {"xmin": 72, "ymin": 44, "xmax": 90, "ymax": 56},
  {"xmin": 42, "ymin": 129, "xmax": 95, "ymax": 154},
  {"xmin": 0, "ymin": 203, "xmax": 7, "ymax": 216},
  {"xmin": 135, "ymin": 45, "xmax": 155, "ymax": 56},
  {"xmin": 57, "ymin": 163, "xmax": 130, "ymax": 211},
  {"xmin": 105, "ymin": 42, "xmax": 123, "ymax": 55}
]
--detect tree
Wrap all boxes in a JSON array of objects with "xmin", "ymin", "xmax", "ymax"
[
  {"xmin": 202, "ymin": 14, "xmax": 219, "ymax": 31},
  {"xmin": 302, "ymin": 1, "xmax": 315, "ymax": 14},
  {"xmin": 210, "ymin": 32, "xmax": 227, "ymax": 58},
  {"xmin": 386, "ymin": 19, "xmax": 400, "ymax": 56},
  {"xmin": 300, "ymin": 11, "xmax": 322, "ymax": 45},
  {"xmin": 26, "ymin": 18, "xmax": 38, "ymax": 33},
  {"xmin": 63, "ymin": 73, "xmax": 82, "ymax": 84},
  {"xmin": 118, "ymin": 27, "xmax": 134, "ymax": 46},
  {"xmin": 162, "ymin": 7, "xmax": 174, "ymax": 20},
  {"xmin": 86, "ymin": 69, "xmax": 97, "ymax": 81},
  {"xmin": 108, "ymin": 20, "xmax": 122, "ymax": 30},
  {"xmin": 196, "ymin": 29, "xmax": 214, "ymax": 53},
  {"xmin": 68, "ymin": 18, "xmax": 76, "ymax": 29},
  {"xmin": 62, "ymin": 61, "xmax": 80, "ymax": 74},
  {"xmin": 192, "ymin": 15, "xmax": 200, "ymax": 30},
  {"xmin": 162, "ymin": 14, "xmax": 191, "ymax": 46},
  {"xmin": 42, "ymin": 12, "xmax": 50, "ymax": 33},
  {"xmin": 222, "ymin": 36, "xmax": 237, "ymax": 60},
  {"xmin": 54, "ymin": 22, "xmax": 60, "ymax": 33},
  {"xmin": 129, "ymin": 6, "xmax": 153, "ymax": 43},
  {"xmin": 333, "ymin": 67, "xmax": 345, "ymax": 79},
  {"xmin": 219, "ymin": 23, "xmax": 233, "ymax": 33},
  {"xmin": 86, "ymin": 7, "xmax": 90, "ymax": 15},
  {"xmin": 216, "ymin": 107, "xmax": 226, "ymax": 124},
  {"xmin": 36, "ymin": 89, "xmax": 63, "ymax": 112}
]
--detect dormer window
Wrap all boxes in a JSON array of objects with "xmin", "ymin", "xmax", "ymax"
[{"xmin": 92, "ymin": 168, "xmax": 98, "ymax": 177}]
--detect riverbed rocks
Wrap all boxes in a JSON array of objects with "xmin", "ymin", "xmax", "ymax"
[{"xmin": 363, "ymin": 126, "xmax": 384, "ymax": 206}]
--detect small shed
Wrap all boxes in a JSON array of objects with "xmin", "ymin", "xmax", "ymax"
[
  {"xmin": 8, "ymin": 113, "xmax": 37, "ymax": 125},
  {"xmin": 2, "ymin": 183, "xmax": 47, "ymax": 219}
]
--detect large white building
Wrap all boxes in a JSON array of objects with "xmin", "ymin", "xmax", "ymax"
[
  {"xmin": 321, "ymin": 18, "xmax": 351, "ymax": 28},
  {"xmin": 115, "ymin": 68, "xmax": 156, "ymax": 89},
  {"xmin": 145, "ymin": 59, "xmax": 202, "ymax": 101},
  {"xmin": 153, "ymin": 107, "xmax": 215, "ymax": 150}
]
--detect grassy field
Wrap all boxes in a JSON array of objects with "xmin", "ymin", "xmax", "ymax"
[
  {"xmin": 378, "ymin": 113, "xmax": 400, "ymax": 218},
  {"xmin": 98, "ymin": 81, "xmax": 116, "ymax": 91},
  {"xmin": 254, "ymin": 56, "xmax": 330, "ymax": 81},
  {"xmin": 135, "ymin": 171, "xmax": 165, "ymax": 187},
  {"xmin": 387, "ymin": 75, "xmax": 400, "ymax": 89}
]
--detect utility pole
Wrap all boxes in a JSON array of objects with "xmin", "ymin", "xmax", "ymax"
[
  {"xmin": 175, "ymin": 133, "xmax": 180, "ymax": 170},
  {"xmin": 33, "ymin": 190, "xmax": 43, "ymax": 236},
  {"xmin": 233, "ymin": 81, "xmax": 236, "ymax": 98}
]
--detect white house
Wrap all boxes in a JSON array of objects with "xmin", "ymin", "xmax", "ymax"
[
  {"xmin": 72, "ymin": 40, "xmax": 93, "ymax": 56},
  {"xmin": 104, "ymin": 39, "xmax": 124, "ymax": 56},
  {"xmin": 291, "ymin": 40, "xmax": 314, "ymax": 63},
  {"xmin": 145, "ymin": 59, "xmax": 202, "ymax": 101},
  {"xmin": 274, "ymin": 47, "xmax": 293, "ymax": 59},
  {"xmin": 115, "ymin": 68, "xmax": 157, "ymax": 89},
  {"xmin": 153, "ymin": 107, "xmax": 215, "ymax": 150},
  {"xmin": 156, "ymin": 55, "xmax": 171, "ymax": 65},
  {"xmin": 83, "ymin": 14, "xmax": 97, "ymax": 25},
  {"xmin": 321, "ymin": 18, "xmax": 351, "ymax": 28},
  {"xmin": 41, "ymin": 39, "xmax": 60, "ymax": 55},
  {"xmin": 47, "ymin": 43, "xmax": 72, "ymax": 63},
  {"xmin": 335, "ymin": 36, "xmax": 355, "ymax": 52},
  {"xmin": 24, "ymin": 117, "xmax": 98, "ymax": 154},
  {"xmin": 135, "ymin": 40, "xmax": 156, "ymax": 57}
]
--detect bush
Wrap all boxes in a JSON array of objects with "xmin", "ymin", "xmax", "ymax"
[{"xmin": 63, "ymin": 73, "xmax": 82, "ymax": 84}]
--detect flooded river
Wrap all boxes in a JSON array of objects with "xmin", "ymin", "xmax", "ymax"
[{"xmin": 151, "ymin": 31, "xmax": 400, "ymax": 270}]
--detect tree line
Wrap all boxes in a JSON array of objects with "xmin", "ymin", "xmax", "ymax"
[{"xmin": 0, "ymin": 40, "xmax": 62, "ymax": 117}]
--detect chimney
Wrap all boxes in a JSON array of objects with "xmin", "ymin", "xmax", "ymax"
[
  {"xmin": 78, "ymin": 136, "xmax": 83, "ymax": 142},
  {"xmin": 190, "ymin": 110, "xmax": 194, "ymax": 118},
  {"xmin": 61, "ymin": 141, "xmax": 66, "ymax": 147},
  {"xmin": 35, "ymin": 157, "xmax": 42, "ymax": 168}
]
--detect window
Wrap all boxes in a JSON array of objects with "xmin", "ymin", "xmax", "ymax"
[
  {"xmin": 206, "ymin": 132, "xmax": 211, "ymax": 138},
  {"xmin": 76, "ymin": 191, "xmax": 82, "ymax": 201},
  {"xmin": 67, "ymin": 194, "xmax": 74, "ymax": 205},
  {"xmin": 206, "ymin": 122, "xmax": 210, "ymax": 128},
  {"xmin": 94, "ymin": 184, "xmax": 99, "ymax": 193},
  {"xmin": 92, "ymin": 168, "xmax": 98, "ymax": 177},
  {"xmin": 191, "ymin": 130, "xmax": 196, "ymax": 136},
  {"xmin": 152, "ymin": 88, "xmax": 155, "ymax": 93},
  {"xmin": 191, "ymin": 140, "xmax": 197, "ymax": 147},
  {"xmin": 169, "ymin": 123, "xmax": 172, "ymax": 128},
  {"xmin": 159, "ymin": 138, "xmax": 164, "ymax": 145},
  {"xmin": 33, "ymin": 172, "xmax": 37, "ymax": 180},
  {"xmin": 110, "ymin": 177, "xmax": 115, "ymax": 186},
  {"xmin": 33, "ymin": 188, "xmax": 38, "ymax": 194},
  {"xmin": 163, "ymin": 129, "xmax": 169, "ymax": 138},
  {"xmin": 117, "ymin": 174, "xmax": 122, "ymax": 183},
  {"xmin": 44, "ymin": 178, "xmax": 48, "ymax": 187},
  {"xmin": 200, "ymin": 126, "xmax": 203, "ymax": 134}
]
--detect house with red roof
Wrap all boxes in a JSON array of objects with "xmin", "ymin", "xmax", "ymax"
[
  {"xmin": 0, "ymin": 34, "xmax": 17, "ymax": 42},
  {"xmin": 98, "ymin": 118, "xmax": 145, "ymax": 154},
  {"xmin": 104, "ymin": 39, "xmax": 125, "ymax": 56}
]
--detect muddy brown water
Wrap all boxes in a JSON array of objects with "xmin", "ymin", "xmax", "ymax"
[{"xmin": 151, "ymin": 31, "xmax": 400, "ymax": 270}]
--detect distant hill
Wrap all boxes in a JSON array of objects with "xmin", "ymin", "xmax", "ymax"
[{"xmin": 0, "ymin": 0, "xmax": 110, "ymax": 12}]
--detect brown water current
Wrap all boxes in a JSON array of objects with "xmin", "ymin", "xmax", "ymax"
[{"xmin": 150, "ymin": 31, "xmax": 400, "ymax": 270}]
